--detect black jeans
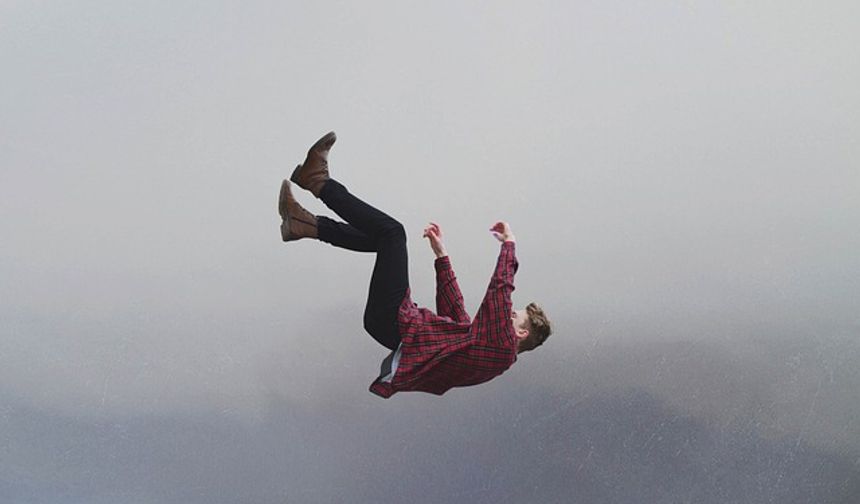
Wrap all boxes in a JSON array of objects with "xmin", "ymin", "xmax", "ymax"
[{"xmin": 316, "ymin": 179, "xmax": 408, "ymax": 351}]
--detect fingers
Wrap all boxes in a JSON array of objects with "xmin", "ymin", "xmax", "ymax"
[
  {"xmin": 424, "ymin": 222, "xmax": 442, "ymax": 238},
  {"xmin": 422, "ymin": 226, "xmax": 439, "ymax": 240},
  {"xmin": 490, "ymin": 221, "xmax": 510, "ymax": 232},
  {"xmin": 489, "ymin": 221, "xmax": 511, "ymax": 242}
]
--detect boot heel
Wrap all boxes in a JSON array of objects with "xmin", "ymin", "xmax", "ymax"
[{"xmin": 289, "ymin": 164, "xmax": 302, "ymax": 186}]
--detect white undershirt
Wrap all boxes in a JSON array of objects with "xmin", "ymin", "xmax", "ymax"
[{"xmin": 380, "ymin": 344, "xmax": 402, "ymax": 383}]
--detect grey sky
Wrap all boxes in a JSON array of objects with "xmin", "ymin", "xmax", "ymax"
[{"xmin": 1, "ymin": 1, "xmax": 858, "ymax": 502}]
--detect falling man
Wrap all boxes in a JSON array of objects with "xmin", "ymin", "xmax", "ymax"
[{"xmin": 278, "ymin": 132, "xmax": 552, "ymax": 398}]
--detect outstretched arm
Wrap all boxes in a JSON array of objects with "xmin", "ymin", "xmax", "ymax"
[
  {"xmin": 424, "ymin": 222, "xmax": 471, "ymax": 324},
  {"xmin": 474, "ymin": 221, "xmax": 518, "ymax": 345}
]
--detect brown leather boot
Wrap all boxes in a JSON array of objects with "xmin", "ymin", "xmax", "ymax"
[
  {"xmin": 278, "ymin": 179, "xmax": 318, "ymax": 242},
  {"xmin": 290, "ymin": 131, "xmax": 336, "ymax": 198}
]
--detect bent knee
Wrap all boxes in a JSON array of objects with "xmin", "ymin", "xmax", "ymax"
[
  {"xmin": 363, "ymin": 315, "xmax": 374, "ymax": 335},
  {"xmin": 379, "ymin": 221, "xmax": 406, "ymax": 243},
  {"xmin": 363, "ymin": 312, "xmax": 384, "ymax": 337}
]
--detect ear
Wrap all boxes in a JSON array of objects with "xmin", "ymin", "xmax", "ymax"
[{"xmin": 515, "ymin": 327, "xmax": 530, "ymax": 340}]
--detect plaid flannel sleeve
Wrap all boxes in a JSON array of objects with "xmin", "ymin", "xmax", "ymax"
[
  {"xmin": 434, "ymin": 256, "xmax": 471, "ymax": 324},
  {"xmin": 473, "ymin": 241, "xmax": 518, "ymax": 346}
]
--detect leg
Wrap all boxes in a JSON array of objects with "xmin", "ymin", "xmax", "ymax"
[
  {"xmin": 362, "ymin": 223, "xmax": 409, "ymax": 350},
  {"xmin": 318, "ymin": 179, "xmax": 409, "ymax": 350},
  {"xmin": 317, "ymin": 217, "xmax": 376, "ymax": 252},
  {"xmin": 288, "ymin": 133, "xmax": 408, "ymax": 350},
  {"xmin": 318, "ymin": 179, "xmax": 402, "ymax": 244}
]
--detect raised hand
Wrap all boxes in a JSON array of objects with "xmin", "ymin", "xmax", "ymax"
[
  {"xmin": 423, "ymin": 221, "xmax": 448, "ymax": 258},
  {"xmin": 490, "ymin": 221, "xmax": 515, "ymax": 243}
]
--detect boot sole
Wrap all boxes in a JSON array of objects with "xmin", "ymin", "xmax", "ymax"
[
  {"xmin": 280, "ymin": 220, "xmax": 293, "ymax": 242},
  {"xmin": 278, "ymin": 179, "xmax": 291, "ymax": 220},
  {"xmin": 289, "ymin": 164, "xmax": 303, "ymax": 187},
  {"xmin": 279, "ymin": 179, "xmax": 296, "ymax": 241},
  {"xmin": 282, "ymin": 212, "xmax": 314, "ymax": 242},
  {"xmin": 310, "ymin": 131, "xmax": 336, "ymax": 153}
]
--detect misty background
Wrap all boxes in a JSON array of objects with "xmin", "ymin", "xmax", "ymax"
[{"xmin": 1, "ymin": 1, "xmax": 858, "ymax": 502}]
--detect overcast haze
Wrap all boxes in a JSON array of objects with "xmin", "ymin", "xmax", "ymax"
[{"xmin": 1, "ymin": 1, "xmax": 859, "ymax": 502}]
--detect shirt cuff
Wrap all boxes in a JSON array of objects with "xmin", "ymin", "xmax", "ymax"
[{"xmin": 434, "ymin": 255, "xmax": 452, "ymax": 271}]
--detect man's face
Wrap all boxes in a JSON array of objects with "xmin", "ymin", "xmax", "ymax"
[{"xmin": 511, "ymin": 308, "xmax": 530, "ymax": 340}]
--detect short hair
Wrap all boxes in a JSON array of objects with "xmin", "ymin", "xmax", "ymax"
[{"xmin": 518, "ymin": 302, "xmax": 552, "ymax": 353}]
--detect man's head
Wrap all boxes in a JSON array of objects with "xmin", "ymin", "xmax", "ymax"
[{"xmin": 512, "ymin": 302, "xmax": 552, "ymax": 353}]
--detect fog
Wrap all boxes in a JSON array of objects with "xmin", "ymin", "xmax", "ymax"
[{"xmin": 1, "ymin": 1, "xmax": 858, "ymax": 502}]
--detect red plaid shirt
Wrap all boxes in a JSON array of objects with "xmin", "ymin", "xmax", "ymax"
[{"xmin": 369, "ymin": 241, "xmax": 519, "ymax": 398}]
